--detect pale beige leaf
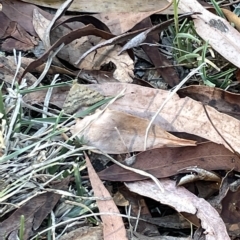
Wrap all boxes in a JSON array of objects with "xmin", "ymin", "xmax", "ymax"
[
  {"xmin": 95, "ymin": 12, "xmax": 160, "ymax": 35},
  {"xmin": 22, "ymin": 0, "xmax": 181, "ymax": 14},
  {"xmin": 32, "ymin": 9, "xmax": 50, "ymax": 43},
  {"xmin": 84, "ymin": 83, "xmax": 240, "ymax": 154},
  {"xmin": 85, "ymin": 154, "xmax": 127, "ymax": 240},
  {"xmin": 174, "ymin": 0, "xmax": 240, "ymax": 68},
  {"xmin": 71, "ymin": 109, "xmax": 196, "ymax": 154},
  {"xmin": 126, "ymin": 179, "xmax": 230, "ymax": 240},
  {"xmin": 95, "ymin": 2, "xmax": 173, "ymax": 35}
]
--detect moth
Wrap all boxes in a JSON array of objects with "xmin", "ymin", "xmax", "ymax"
[
  {"xmin": 63, "ymin": 80, "xmax": 105, "ymax": 114},
  {"xmin": 208, "ymin": 19, "xmax": 229, "ymax": 33}
]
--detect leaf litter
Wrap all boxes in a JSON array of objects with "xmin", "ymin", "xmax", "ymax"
[
  {"xmin": 85, "ymin": 152, "xmax": 127, "ymax": 240},
  {"xmin": 1, "ymin": 0, "xmax": 240, "ymax": 239}
]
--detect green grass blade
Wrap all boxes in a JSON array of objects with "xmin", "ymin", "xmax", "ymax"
[
  {"xmin": 210, "ymin": 0, "xmax": 225, "ymax": 19},
  {"xmin": 177, "ymin": 53, "xmax": 200, "ymax": 63},
  {"xmin": 175, "ymin": 33, "xmax": 201, "ymax": 44},
  {"xmin": 0, "ymin": 130, "xmax": 65, "ymax": 163},
  {"xmin": 0, "ymin": 84, "xmax": 6, "ymax": 117}
]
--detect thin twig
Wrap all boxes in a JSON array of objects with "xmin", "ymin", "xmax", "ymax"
[{"xmin": 28, "ymin": 43, "xmax": 64, "ymax": 89}]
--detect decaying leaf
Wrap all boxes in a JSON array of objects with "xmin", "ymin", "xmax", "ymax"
[
  {"xmin": 95, "ymin": 1, "xmax": 173, "ymax": 35},
  {"xmin": 85, "ymin": 153, "xmax": 127, "ymax": 240},
  {"xmin": 0, "ymin": 56, "xmax": 37, "ymax": 86},
  {"xmin": 133, "ymin": 17, "xmax": 180, "ymax": 87},
  {"xmin": 0, "ymin": 192, "xmax": 61, "ymax": 239},
  {"xmin": 19, "ymin": 24, "xmax": 114, "ymax": 81},
  {"xmin": 98, "ymin": 142, "xmax": 240, "ymax": 181},
  {"xmin": 83, "ymin": 83, "xmax": 240, "ymax": 154},
  {"xmin": 119, "ymin": 185, "xmax": 160, "ymax": 234},
  {"xmin": 177, "ymin": 166, "xmax": 221, "ymax": 186},
  {"xmin": 32, "ymin": 8, "xmax": 51, "ymax": 45},
  {"xmin": 77, "ymin": 42, "xmax": 134, "ymax": 83},
  {"xmin": 21, "ymin": 0, "xmax": 181, "ymax": 13},
  {"xmin": 1, "ymin": 21, "xmax": 38, "ymax": 51},
  {"xmin": 0, "ymin": 0, "xmax": 53, "ymax": 37},
  {"xmin": 71, "ymin": 109, "xmax": 196, "ymax": 153},
  {"xmin": 178, "ymin": 85, "xmax": 240, "ymax": 120},
  {"xmin": 126, "ymin": 179, "xmax": 230, "ymax": 240}
]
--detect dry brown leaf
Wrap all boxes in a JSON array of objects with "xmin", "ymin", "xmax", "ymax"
[
  {"xmin": 98, "ymin": 142, "xmax": 240, "ymax": 182},
  {"xmin": 126, "ymin": 179, "xmax": 230, "ymax": 240},
  {"xmin": 133, "ymin": 17, "xmax": 180, "ymax": 87},
  {"xmin": 222, "ymin": 188, "xmax": 240, "ymax": 236},
  {"xmin": 24, "ymin": 85, "xmax": 69, "ymax": 108},
  {"xmin": 221, "ymin": 188, "xmax": 240, "ymax": 224},
  {"xmin": 0, "ymin": 56, "xmax": 37, "ymax": 86},
  {"xmin": 119, "ymin": 186, "xmax": 160, "ymax": 234},
  {"xmin": 96, "ymin": 12, "xmax": 160, "ymax": 35},
  {"xmin": 178, "ymin": 85, "xmax": 240, "ymax": 120},
  {"xmin": 74, "ymin": 28, "xmax": 145, "ymax": 66},
  {"xmin": 72, "ymin": 109, "xmax": 196, "ymax": 153},
  {"xmin": 0, "ymin": 0, "xmax": 53, "ymax": 37},
  {"xmin": 32, "ymin": 10, "xmax": 134, "ymax": 83},
  {"xmin": 85, "ymin": 153, "xmax": 127, "ymax": 240},
  {"xmin": 177, "ymin": 166, "xmax": 221, "ymax": 186},
  {"xmin": 222, "ymin": 8, "xmax": 240, "ymax": 32},
  {"xmin": 112, "ymin": 191, "xmax": 129, "ymax": 207},
  {"xmin": 84, "ymin": 83, "xmax": 240, "ymax": 154},
  {"xmin": 176, "ymin": 0, "xmax": 240, "ymax": 68},
  {"xmin": 95, "ymin": 2, "xmax": 173, "ymax": 35},
  {"xmin": 75, "ymin": 15, "xmax": 191, "ymax": 83},
  {"xmin": 78, "ymin": 42, "xmax": 134, "ymax": 83},
  {"xmin": 0, "ymin": 178, "xmax": 69, "ymax": 239},
  {"xmin": 20, "ymin": 56, "xmax": 75, "ymax": 76},
  {"xmin": 19, "ymin": 24, "xmax": 115, "ymax": 81},
  {"xmin": 29, "ymin": 82, "xmax": 240, "ymax": 154},
  {"xmin": 19, "ymin": 56, "xmax": 115, "ymax": 83},
  {"xmin": 0, "ymin": 192, "xmax": 61, "ymax": 239},
  {"xmin": 1, "ymin": 21, "xmax": 38, "ymax": 51},
  {"xmin": 21, "ymin": 0, "xmax": 181, "ymax": 14},
  {"xmin": 209, "ymin": 174, "xmax": 240, "ymax": 236}
]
